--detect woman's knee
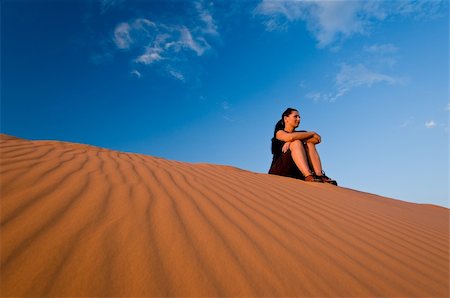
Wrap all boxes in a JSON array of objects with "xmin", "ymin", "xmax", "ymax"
[
  {"xmin": 289, "ymin": 140, "xmax": 303, "ymax": 150},
  {"xmin": 289, "ymin": 139, "xmax": 301, "ymax": 146}
]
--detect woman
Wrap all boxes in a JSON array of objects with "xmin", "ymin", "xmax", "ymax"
[{"xmin": 268, "ymin": 108, "xmax": 337, "ymax": 185}]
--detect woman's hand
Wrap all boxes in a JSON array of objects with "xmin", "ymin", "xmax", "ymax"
[
  {"xmin": 307, "ymin": 133, "xmax": 321, "ymax": 144},
  {"xmin": 282, "ymin": 141, "xmax": 291, "ymax": 153}
]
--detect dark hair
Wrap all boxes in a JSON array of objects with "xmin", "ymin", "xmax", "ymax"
[
  {"xmin": 273, "ymin": 108, "xmax": 298, "ymax": 136},
  {"xmin": 271, "ymin": 108, "xmax": 298, "ymax": 154}
]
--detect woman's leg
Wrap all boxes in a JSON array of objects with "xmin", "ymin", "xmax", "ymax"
[
  {"xmin": 305, "ymin": 142, "xmax": 323, "ymax": 175},
  {"xmin": 289, "ymin": 140, "xmax": 314, "ymax": 177}
]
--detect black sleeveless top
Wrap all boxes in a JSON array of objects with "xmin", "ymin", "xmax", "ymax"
[
  {"xmin": 271, "ymin": 137, "xmax": 285, "ymax": 161},
  {"xmin": 271, "ymin": 129, "xmax": 288, "ymax": 161}
]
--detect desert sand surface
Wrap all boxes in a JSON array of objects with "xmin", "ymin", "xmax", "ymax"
[{"xmin": 0, "ymin": 134, "xmax": 448, "ymax": 297}]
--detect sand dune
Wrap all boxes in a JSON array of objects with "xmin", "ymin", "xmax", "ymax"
[{"xmin": 0, "ymin": 134, "xmax": 448, "ymax": 297}]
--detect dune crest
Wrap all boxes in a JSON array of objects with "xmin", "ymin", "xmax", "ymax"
[{"xmin": 1, "ymin": 134, "xmax": 448, "ymax": 297}]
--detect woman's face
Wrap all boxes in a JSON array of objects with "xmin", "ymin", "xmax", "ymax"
[{"xmin": 284, "ymin": 111, "xmax": 301, "ymax": 128}]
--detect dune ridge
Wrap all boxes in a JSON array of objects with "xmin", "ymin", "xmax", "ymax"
[{"xmin": 0, "ymin": 134, "xmax": 448, "ymax": 297}]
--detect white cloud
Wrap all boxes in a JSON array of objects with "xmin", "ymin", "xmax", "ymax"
[
  {"xmin": 400, "ymin": 118, "xmax": 413, "ymax": 128},
  {"xmin": 168, "ymin": 69, "xmax": 185, "ymax": 82},
  {"xmin": 393, "ymin": 0, "xmax": 446, "ymax": 19},
  {"xmin": 446, "ymin": 103, "xmax": 450, "ymax": 111},
  {"xmin": 133, "ymin": 18, "xmax": 157, "ymax": 31},
  {"xmin": 106, "ymin": 1, "xmax": 219, "ymax": 80},
  {"xmin": 195, "ymin": 1, "xmax": 218, "ymax": 36},
  {"xmin": 114, "ymin": 22, "xmax": 132, "ymax": 49},
  {"xmin": 364, "ymin": 44, "xmax": 398, "ymax": 54},
  {"xmin": 363, "ymin": 43, "xmax": 399, "ymax": 68},
  {"xmin": 306, "ymin": 92, "xmax": 323, "ymax": 103},
  {"xmin": 130, "ymin": 69, "xmax": 141, "ymax": 79},
  {"xmin": 254, "ymin": 0, "xmax": 446, "ymax": 48},
  {"xmin": 113, "ymin": 19, "xmax": 157, "ymax": 50},
  {"xmin": 336, "ymin": 63, "xmax": 398, "ymax": 87},
  {"xmin": 425, "ymin": 120, "xmax": 437, "ymax": 128},
  {"xmin": 179, "ymin": 27, "xmax": 210, "ymax": 56},
  {"xmin": 136, "ymin": 46, "xmax": 164, "ymax": 65},
  {"xmin": 304, "ymin": 35, "xmax": 406, "ymax": 102},
  {"xmin": 308, "ymin": 1, "xmax": 368, "ymax": 48},
  {"xmin": 223, "ymin": 115, "xmax": 235, "ymax": 122},
  {"xmin": 110, "ymin": 18, "xmax": 214, "ymax": 82},
  {"xmin": 255, "ymin": 0, "xmax": 374, "ymax": 47},
  {"xmin": 333, "ymin": 63, "xmax": 402, "ymax": 101},
  {"xmin": 254, "ymin": 0, "xmax": 306, "ymax": 22},
  {"xmin": 306, "ymin": 63, "xmax": 404, "ymax": 102}
]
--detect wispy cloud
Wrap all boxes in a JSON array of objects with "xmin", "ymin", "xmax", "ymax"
[
  {"xmin": 179, "ymin": 26, "xmax": 211, "ymax": 56},
  {"xmin": 130, "ymin": 69, "xmax": 141, "ymax": 79},
  {"xmin": 113, "ymin": 22, "xmax": 133, "ymax": 49},
  {"xmin": 255, "ymin": 1, "xmax": 442, "ymax": 102},
  {"xmin": 111, "ymin": 19, "xmax": 212, "ymax": 78},
  {"xmin": 195, "ymin": 1, "xmax": 219, "ymax": 36},
  {"xmin": 221, "ymin": 101, "xmax": 230, "ymax": 110},
  {"xmin": 136, "ymin": 46, "xmax": 164, "ymax": 65},
  {"xmin": 364, "ymin": 43, "xmax": 398, "ymax": 55},
  {"xmin": 254, "ymin": 0, "xmax": 446, "ymax": 48},
  {"xmin": 363, "ymin": 43, "xmax": 399, "ymax": 68},
  {"xmin": 393, "ymin": 0, "xmax": 446, "ymax": 19},
  {"xmin": 255, "ymin": 0, "xmax": 375, "ymax": 47},
  {"xmin": 425, "ymin": 120, "xmax": 437, "ymax": 128},
  {"xmin": 223, "ymin": 115, "xmax": 235, "ymax": 122},
  {"xmin": 446, "ymin": 103, "xmax": 450, "ymax": 111},
  {"xmin": 105, "ymin": 1, "xmax": 219, "ymax": 81},
  {"xmin": 335, "ymin": 63, "xmax": 401, "ymax": 97},
  {"xmin": 400, "ymin": 118, "xmax": 412, "ymax": 128},
  {"xmin": 307, "ymin": 63, "xmax": 405, "ymax": 102},
  {"xmin": 100, "ymin": 0, "xmax": 124, "ymax": 14},
  {"xmin": 113, "ymin": 18, "xmax": 159, "ymax": 51},
  {"xmin": 168, "ymin": 69, "xmax": 185, "ymax": 82}
]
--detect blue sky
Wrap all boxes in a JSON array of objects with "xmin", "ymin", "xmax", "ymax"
[{"xmin": 1, "ymin": 0, "xmax": 448, "ymax": 207}]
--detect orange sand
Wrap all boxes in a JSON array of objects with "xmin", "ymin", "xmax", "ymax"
[{"xmin": 0, "ymin": 134, "xmax": 448, "ymax": 297}]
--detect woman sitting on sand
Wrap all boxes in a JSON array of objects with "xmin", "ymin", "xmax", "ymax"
[{"xmin": 268, "ymin": 108, "xmax": 337, "ymax": 185}]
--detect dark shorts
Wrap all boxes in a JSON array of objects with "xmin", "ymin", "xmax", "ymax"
[{"xmin": 268, "ymin": 149, "xmax": 305, "ymax": 180}]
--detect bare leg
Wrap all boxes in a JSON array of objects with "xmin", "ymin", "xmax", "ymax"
[
  {"xmin": 305, "ymin": 142, "xmax": 323, "ymax": 175},
  {"xmin": 289, "ymin": 140, "xmax": 313, "ymax": 177}
]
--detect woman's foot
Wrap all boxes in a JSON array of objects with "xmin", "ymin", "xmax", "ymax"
[
  {"xmin": 317, "ymin": 172, "xmax": 337, "ymax": 186},
  {"xmin": 304, "ymin": 174, "xmax": 323, "ymax": 183}
]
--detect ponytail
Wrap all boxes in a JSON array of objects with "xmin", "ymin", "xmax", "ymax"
[{"xmin": 273, "ymin": 119, "xmax": 285, "ymax": 138}]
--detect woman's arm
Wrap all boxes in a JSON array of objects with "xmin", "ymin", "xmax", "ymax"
[{"xmin": 276, "ymin": 130, "xmax": 320, "ymax": 143}]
